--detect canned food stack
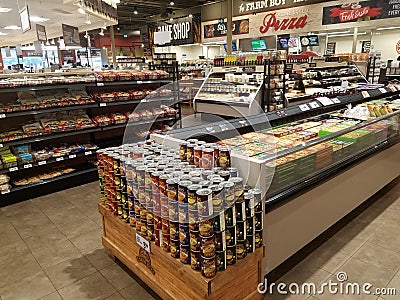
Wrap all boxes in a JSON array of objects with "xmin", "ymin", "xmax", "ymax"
[{"xmin": 97, "ymin": 139, "xmax": 264, "ymax": 279}]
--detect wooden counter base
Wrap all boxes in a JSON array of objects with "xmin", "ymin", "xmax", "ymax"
[{"xmin": 99, "ymin": 204, "xmax": 264, "ymax": 300}]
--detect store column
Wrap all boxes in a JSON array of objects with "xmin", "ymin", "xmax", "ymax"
[
  {"xmin": 110, "ymin": 25, "xmax": 118, "ymax": 69},
  {"xmin": 226, "ymin": 0, "xmax": 233, "ymax": 55},
  {"xmin": 352, "ymin": 27, "xmax": 359, "ymax": 53}
]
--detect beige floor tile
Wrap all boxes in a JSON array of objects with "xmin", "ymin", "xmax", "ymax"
[
  {"xmin": 382, "ymin": 270, "xmax": 400, "ymax": 300},
  {"xmin": 56, "ymin": 217, "xmax": 100, "ymax": 239},
  {"xmin": 0, "ymin": 200, "xmax": 41, "ymax": 217},
  {"xmin": 368, "ymin": 222, "xmax": 400, "ymax": 254},
  {"xmin": 353, "ymin": 242, "xmax": 400, "ymax": 272},
  {"xmin": 104, "ymin": 292, "xmax": 126, "ymax": 300},
  {"xmin": 317, "ymin": 233, "xmax": 366, "ymax": 257},
  {"xmin": 13, "ymin": 217, "xmax": 56, "ymax": 238},
  {"xmin": 0, "ymin": 239, "xmax": 30, "ymax": 265},
  {"xmin": 119, "ymin": 283, "xmax": 155, "ymax": 300},
  {"xmin": 38, "ymin": 292, "xmax": 63, "ymax": 300},
  {"xmin": 100, "ymin": 263, "xmax": 135, "ymax": 291},
  {"xmin": 44, "ymin": 255, "xmax": 97, "ymax": 290},
  {"xmin": 23, "ymin": 226, "xmax": 68, "ymax": 251},
  {"xmin": 0, "ymin": 223, "xmax": 23, "ymax": 247},
  {"xmin": 31, "ymin": 239, "xmax": 82, "ymax": 269},
  {"xmin": 58, "ymin": 272, "xmax": 116, "ymax": 300},
  {"xmin": 85, "ymin": 248, "xmax": 115, "ymax": 271},
  {"xmin": 70, "ymin": 229, "xmax": 103, "ymax": 255},
  {"xmin": 0, "ymin": 271, "xmax": 55, "ymax": 300},
  {"xmin": 47, "ymin": 207, "xmax": 89, "ymax": 226},
  {"xmin": 0, "ymin": 253, "xmax": 42, "ymax": 288},
  {"xmin": 35, "ymin": 198, "xmax": 76, "ymax": 216}
]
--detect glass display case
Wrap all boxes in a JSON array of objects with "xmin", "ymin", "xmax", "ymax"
[{"xmin": 194, "ymin": 67, "xmax": 265, "ymax": 117}]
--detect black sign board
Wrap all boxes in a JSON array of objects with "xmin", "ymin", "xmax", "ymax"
[
  {"xmin": 325, "ymin": 42, "xmax": 336, "ymax": 55},
  {"xmin": 62, "ymin": 24, "xmax": 80, "ymax": 47},
  {"xmin": 204, "ymin": 19, "xmax": 249, "ymax": 38},
  {"xmin": 362, "ymin": 41, "xmax": 371, "ymax": 53},
  {"xmin": 149, "ymin": 14, "xmax": 201, "ymax": 46},
  {"xmin": 323, "ymin": 0, "xmax": 400, "ymax": 25}
]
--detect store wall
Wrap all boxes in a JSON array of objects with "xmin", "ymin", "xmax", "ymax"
[
  {"xmin": 154, "ymin": 45, "xmax": 221, "ymax": 62},
  {"xmin": 371, "ymin": 30, "xmax": 400, "ymax": 63}
]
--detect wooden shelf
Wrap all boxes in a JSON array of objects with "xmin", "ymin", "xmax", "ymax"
[{"xmin": 99, "ymin": 204, "xmax": 264, "ymax": 300}]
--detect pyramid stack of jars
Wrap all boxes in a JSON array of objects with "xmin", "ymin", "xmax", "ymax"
[{"xmin": 96, "ymin": 139, "xmax": 264, "ymax": 278}]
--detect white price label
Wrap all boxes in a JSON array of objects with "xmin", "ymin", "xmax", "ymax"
[
  {"xmin": 309, "ymin": 102, "xmax": 320, "ymax": 109},
  {"xmin": 38, "ymin": 161, "xmax": 47, "ymax": 166},
  {"xmin": 362, "ymin": 91, "xmax": 370, "ymax": 98},
  {"xmin": 0, "ymin": 144, "xmax": 3, "ymax": 148},
  {"xmin": 389, "ymin": 86, "xmax": 397, "ymax": 92},
  {"xmin": 97, "ymin": 82, "xmax": 105, "ymax": 87},
  {"xmin": 137, "ymin": 80, "xmax": 143, "ymax": 84},
  {"xmin": 332, "ymin": 98, "xmax": 341, "ymax": 104},
  {"xmin": 69, "ymin": 154, "xmax": 77, "ymax": 159},
  {"xmin": 85, "ymin": 151, "xmax": 92, "ymax": 156},
  {"xmin": 56, "ymin": 157, "xmax": 64, "ymax": 162},
  {"xmin": 9, "ymin": 167, "xmax": 18, "ymax": 172},
  {"xmin": 299, "ymin": 104, "xmax": 310, "ymax": 111},
  {"xmin": 136, "ymin": 233, "xmax": 150, "ymax": 253},
  {"xmin": 316, "ymin": 97, "xmax": 334, "ymax": 106},
  {"xmin": 0, "ymin": 114, "xmax": 5, "ymax": 119},
  {"xmin": 23, "ymin": 164, "xmax": 33, "ymax": 169},
  {"xmin": 379, "ymin": 88, "xmax": 387, "ymax": 94},
  {"xmin": 395, "ymin": 85, "xmax": 400, "ymax": 91},
  {"xmin": 99, "ymin": 103, "xmax": 107, "ymax": 107},
  {"xmin": 1, "ymin": 190, "xmax": 10, "ymax": 195}
]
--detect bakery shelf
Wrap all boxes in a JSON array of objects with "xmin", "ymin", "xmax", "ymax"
[
  {"xmin": 1, "ymin": 103, "xmax": 98, "ymax": 118},
  {"xmin": 100, "ymin": 116, "xmax": 178, "ymax": 131},
  {"xmin": 0, "ymin": 150, "xmax": 97, "ymax": 175},
  {"xmin": 0, "ymin": 79, "xmax": 174, "ymax": 93},
  {"xmin": 0, "ymin": 127, "xmax": 102, "ymax": 148}
]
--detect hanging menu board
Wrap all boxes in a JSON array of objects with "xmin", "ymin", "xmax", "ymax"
[
  {"xmin": 203, "ymin": 19, "xmax": 249, "ymax": 38},
  {"xmin": 326, "ymin": 42, "xmax": 336, "ymax": 55},
  {"xmin": 62, "ymin": 24, "xmax": 81, "ymax": 47}
]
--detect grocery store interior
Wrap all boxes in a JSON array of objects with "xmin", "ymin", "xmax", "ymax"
[{"xmin": 2, "ymin": 0, "xmax": 400, "ymax": 299}]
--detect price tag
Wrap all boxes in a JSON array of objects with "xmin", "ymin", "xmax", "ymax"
[
  {"xmin": 1, "ymin": 190, "xmax": 10, "ymax": 195},
  {"xmin": 396, "ymin": 85, "xmax": 400, "ymax": 91},
  {"xmin": 137, "ymin": 80, "xmax": 143, "ymax": 84},
  {"xmin": 361, "ymin": 91, "xmax": 370, "ymax": 98},
  {"xmin": 0, "ymin": 144, "xmax": 3, "ymax": 148},
  {"xmin": 299, "ymin": 104, "xmax": 310, "ymax": 112},
  {"xmin": 0, "ymin": 114, "xmax": 5, "ymax": 119},
  {"xmin": 24, "ymin": 164, "xmax": 33, "ymax": 169},
  {"xmin": 332, "ymin": 98, "xmax": 341, "ymax": 104},
  {"xmin": 379, "ymin": 88, "xmax": 387, "ymax": 94},
  {"xmin": 38, "ymin": 161, "xmax": 47, "ymax": 166},
  {"xmin": 97, "ymin": 82, "xmax": 105, "ymax": 87},
  {"xmin": 69, "ymin": 154, "xmax": 77, "ymax": 159},
  {"xmin": 309, "ymin": 102, "xmax": 320, "ymax": 109},
  {"xmin": 316, "ymin": 97, "xmax": 334, "ymax": 106},
  {"xmin": 99, "ymin": 103, "xmax": 107, "ymax": 107},
  {"xmin": 85, "ymin": 151, "xmax": 92, "ymax": 156},
  {"xmin": 136, "ymin": 233, "xmax": 150, "ymax": 253},
  {"xmin": 56, "ymin": 157, "xmax": 64, "ymax": 162},
  {"xmin": 9, "ymin": 167, "xmax": 18, "ymax": 172},
  {"xmin": 205, "ymin": 127, "xmax": 216, "ymax": 133}
]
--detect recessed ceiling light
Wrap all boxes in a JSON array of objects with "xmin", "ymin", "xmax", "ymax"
[
  {"xmin": 99, "ymin": 28, "xmax": 105, "ymax": 36},
  {"xmin": 85, "ymin": 17, "xmax": 91, "ymax": 24},
  {"xmin": 170, "ymin": 1, "xmax": 175, "ymax": 5},
  {"xmin": 4, "ymin": 25, "xmax": 21, "ymax": 30},
  {"xmin": 30, "ymin": 16, "xmax": 49, "ymax": 22},
  {"xmin": 133, "ymin": 7, "xmax": 138, "ymax": 14},
  {"xmin": 0, "ymin": 7, "xmax": 12, "ymax": 13},
  {"xmin": 0, "ymin": 32, "xmax": 8, "ymax": 35}
]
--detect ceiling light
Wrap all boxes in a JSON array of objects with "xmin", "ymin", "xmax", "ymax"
[
  {"xmin": 0, "ymin": 32, "xmax": 8, "ymax": 35},
  {"xmin": 189, "ymin": 14, "xmax": 193, "ymax": 18},
  {"xmin": 0, "ymin": 7, "xmax": 12, "ymax": 13},
  {"xmin": 30, "ymin": 16, "xmax": 49, "ymax": 22},
  {"xmin": 134, "ymin": 6, "xmax": 138, "ymax": 14},
  {"xmin": 50, "ymin": 39, "xmax": 55, "ymax": 45},
  {"xmin": 329, "ymin": 32, "xmax": 367, "ymax": 37},
  {"xmin": 77, "ymin": 7, "xmax": 86, "ymax": 14},
  {"xmin": 117, "ymin": 27, "xmax": 120, "ymax": 31},
  {"xmin": 85, "ymin": 16, "xmax": 91, "ymax": 24},
  {"xmin": 377, "ymin": 26, "xmax": 400, "ymax": 31},
  {"xmin": 170, "ymin": 18, "xmax": 173, "ymax": 21},
  {"xmin": 4, "ymin": 25, "xmax": 21, "ymax": 30},
  {"xmin": 45, "ymin": 40, "xmax": 50, "ymax": 46},
  {"xmin": 99, "ymin": 28, "xmax": 105, "ymax": 36},
  {"xmin": 84, "ymin": 31, "xmax": 89, "ymax": 38},
  {"xmin": 327, "ymin": 30, "xmax": 350, "ymax": 35},
  {"xmin": 102, "ymin": 22, "xmax": 107, "ymax": 29},
  {"xmin": 170, "ymin": 1, "xmax": 175, "ymax": 5}
]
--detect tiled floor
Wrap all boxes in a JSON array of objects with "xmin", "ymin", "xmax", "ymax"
[{"xmin": 1, "ymin": 181, "xmax": 400, "ymax": 300}]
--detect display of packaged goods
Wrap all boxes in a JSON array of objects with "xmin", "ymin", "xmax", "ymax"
[
  {"xmin": 12, "ymin": 168, "xmax": 75, "ymax": 186},
  {"xmin": 97, "ymin": 140, "xmax": 263, "ymax": 279}
]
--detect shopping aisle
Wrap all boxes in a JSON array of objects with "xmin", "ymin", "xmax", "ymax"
[
  {"xmin": 2, "ymin": 180, "xmax": 400, "ymax": 300},
  {"xmin": 0, "ymin": 182, "xmax": 156, "ymax": 300}
]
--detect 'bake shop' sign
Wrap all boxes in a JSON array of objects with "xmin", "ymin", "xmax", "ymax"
[
  {"xmin": 259, "ymin": 9, "xmax": 309, "ymax": 33},
  {"xmin": 323, "ymin": 0, "xmax": 400, "ymax": 25}
]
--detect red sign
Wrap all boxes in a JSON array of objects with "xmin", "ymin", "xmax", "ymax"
[
  {"xmin": 329, "ymin": 6, "xmax": 381, "ymax": 23},
  {"xmin": 396, "ymin": 41, "xmax": 400, "ymax": 55},
  {"xmin": 259, "ymin": 13, "xmax": 308, "ymax": 34}
]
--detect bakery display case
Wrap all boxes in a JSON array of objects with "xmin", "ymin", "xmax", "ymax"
[
  {"xmin": 0, "ymin": 69, "xmax": 182, "ymax": 206},
  {"xmin": 194, "ymin": 67, "xmax": 265, "ymax": 118}
]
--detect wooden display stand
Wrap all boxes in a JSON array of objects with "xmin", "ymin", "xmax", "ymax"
[{"xmin": 99, "ymin": 204, "xmax": 264, "ymax": 300}]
